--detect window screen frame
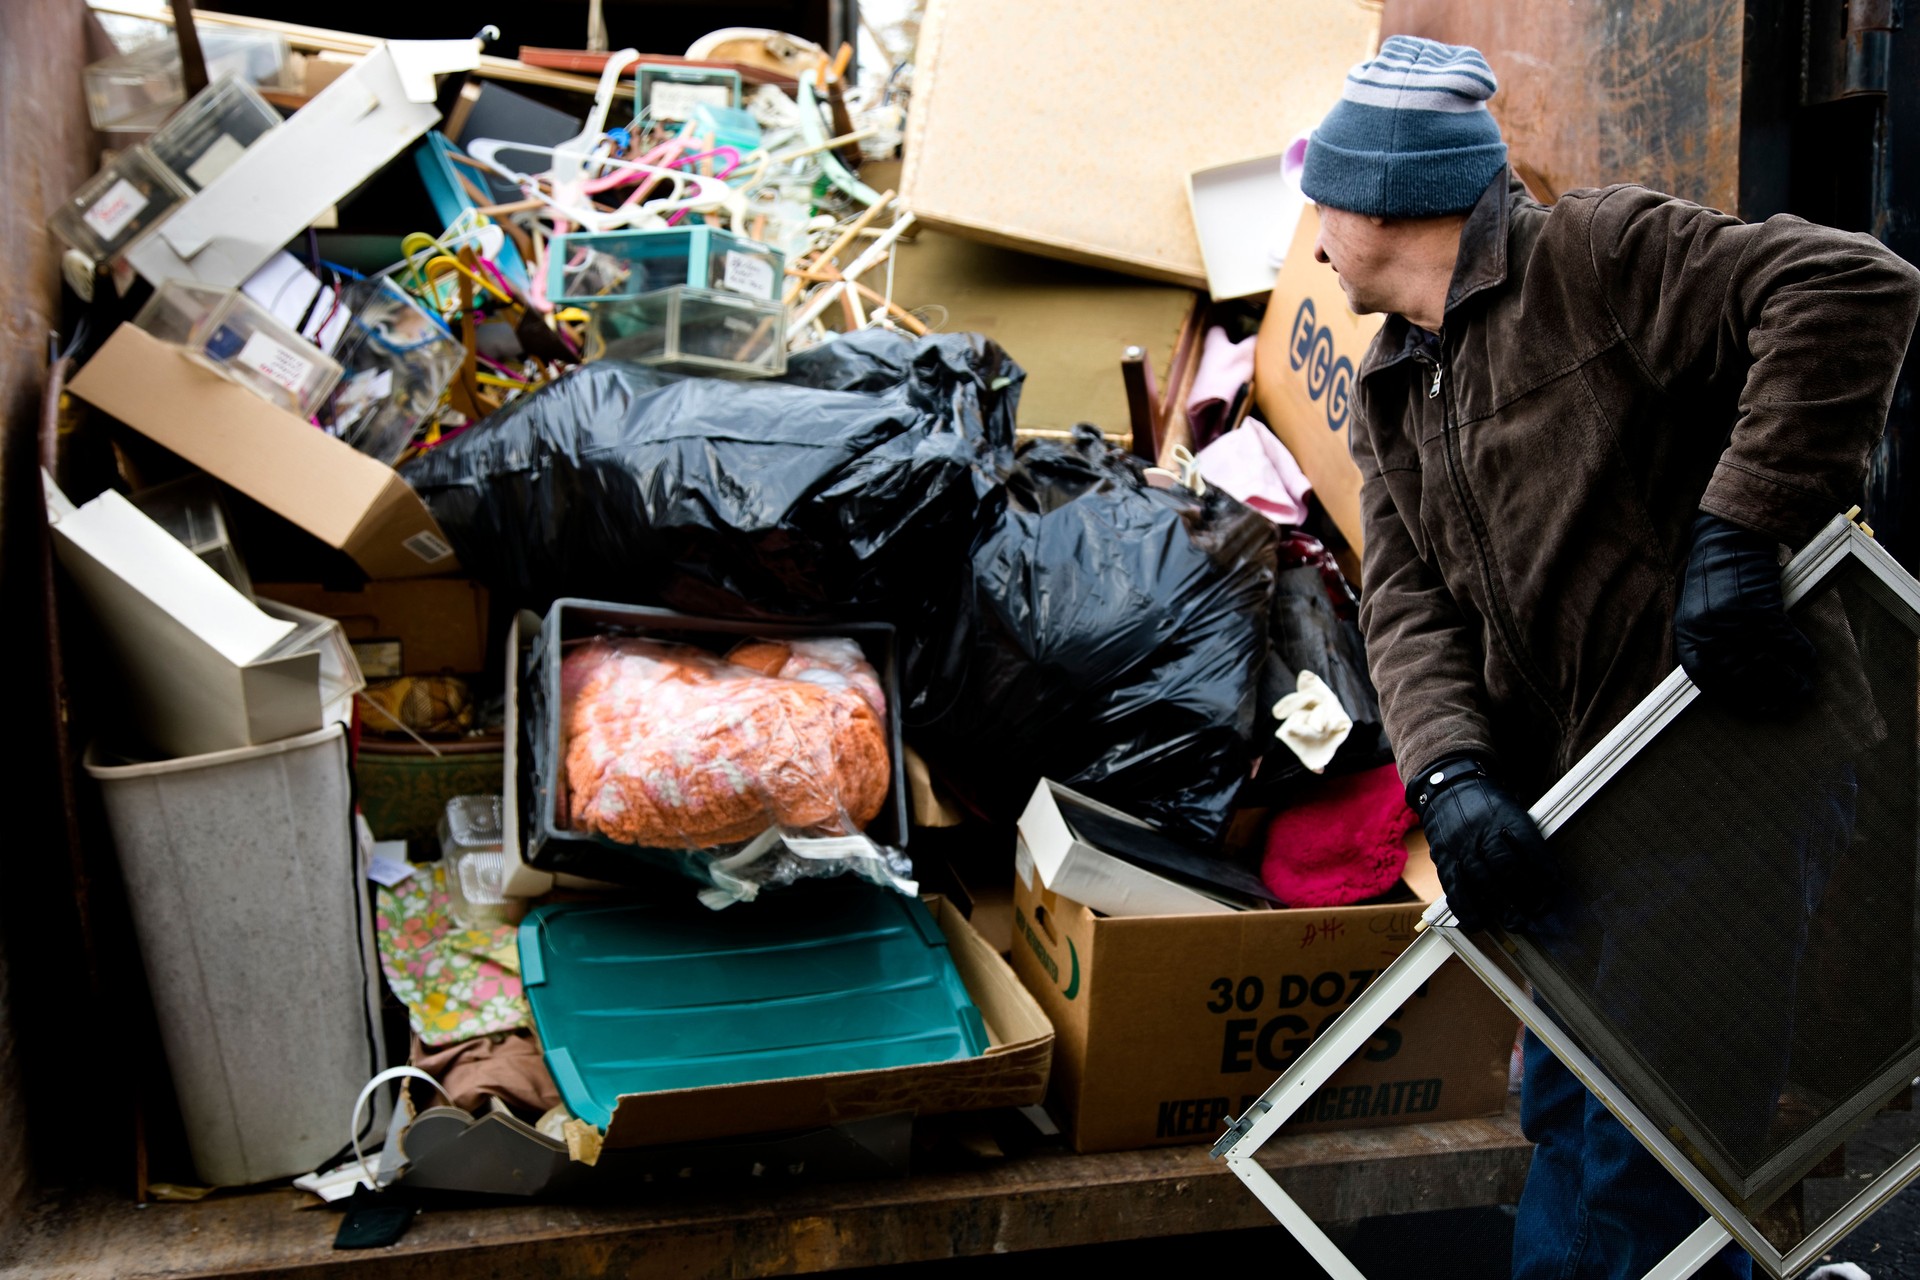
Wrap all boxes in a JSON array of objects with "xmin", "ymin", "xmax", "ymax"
[{"xmin": 1214, "ymin": 515, "xmax": 1920, "ymax": 1280}]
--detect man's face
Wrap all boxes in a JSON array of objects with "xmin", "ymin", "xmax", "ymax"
[{"xmin": 1313, "ymin": 206, "xmax": 1399, "ymax": 316}]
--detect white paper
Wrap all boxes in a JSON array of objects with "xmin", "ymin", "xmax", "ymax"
[
  {"xmin": 236, "ymin": 331, "xmax": 317, "ymax": 395},
  {"xmin": 721, "ymin": 250, "xmax": 776, "ymax": 299},
  {"xmin": 185, "ymin": 134, "xmax": 249, "ymax": 189},
  {"xmin": 648, "ymin": 80, "xmax": 732, "ymax": 122},
  {"xmin": 241, "ymin": 252, "xmax": 351, "ymax": 352},
  {"xmin": 403, "ymin": 530, "xmax": 454, "ymax": 564},
  {"xmin": 366, "ymin": 840, "xmax": 416, "ymax": 887},
  {"xmin": 81, "ymin": 178, "xmax": 151, "ymax": 242}
]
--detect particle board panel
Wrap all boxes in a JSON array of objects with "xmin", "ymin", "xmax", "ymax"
[{"xmin": 902, "ymin": 0, "xmax": 1381, "ymax": 287}]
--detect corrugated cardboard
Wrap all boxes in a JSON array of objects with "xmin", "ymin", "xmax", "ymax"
[
  {"xmin": 68, "ymin": 326, "xmax": 457, "ymax": 580},
  {"xmin": 1253, "ymin": 205, "xmax": 1385, "ymax": 555},
  {"xmin": 46, "ymin": 480, "xmax": 322, "ymax": 758},
  {"xmin": 256, "ymin": 579, "xmax": 489, "ymax": 675},
  {"xmin": 600, "ymin": 896, "xmax": 1052, "ymax": 1148},
  {"xmin": 1010, "ymin": 846, "xmax": 1516, "ymax": 1153},
  {"xmin": 902, "ymin": 0, "xmax": 1378, "ymax": 286}
]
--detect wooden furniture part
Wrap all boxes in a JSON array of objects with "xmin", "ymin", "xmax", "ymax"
[{"xmin": 5, "ymin": 1106, "xmax": 1530, "ymax": 1280}]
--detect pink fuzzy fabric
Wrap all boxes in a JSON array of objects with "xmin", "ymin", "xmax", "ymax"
[{"xmin": 1261, "ymin": 764, "xmax": 1415, "ymax": 907}]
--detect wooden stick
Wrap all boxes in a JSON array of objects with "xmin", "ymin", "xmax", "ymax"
[
  {"xmin": 783, "ymin": 190, "xmax": 895, "ymax": 305},
  {"xmin": 852, "ymin": 282, "xmax": 927, "ymax": 335}
]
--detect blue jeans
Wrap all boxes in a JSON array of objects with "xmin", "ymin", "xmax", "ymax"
[{"xmin": 1513, "ymin": 1030, "xmax": 1752, "ymax": 1279}]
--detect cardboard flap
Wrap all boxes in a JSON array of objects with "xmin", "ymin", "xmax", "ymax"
[
  {"xmin": 68, "ymin": 326, "xmax": 455, "ymax": 580},
  {"xmin": 1253, "ymin": 206, "xmax": 1386, "ymax": 555}
]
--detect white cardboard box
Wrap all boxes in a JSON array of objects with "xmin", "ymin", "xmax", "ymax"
[
  {"xmin": 46, "ymin": 476, "xmax": 325, "ymax": 759},
  {"xmin": 1015, "ymin": 779, "xmax": 1235, "ymax": 918},
  {"xmin": 125, "ymin": 40, "xmax": 481, "ymax": 288}
]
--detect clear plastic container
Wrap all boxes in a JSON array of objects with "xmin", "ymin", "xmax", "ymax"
[
  {"xmin": 127, "ymin": 473, "xmax": 253, "ymax": 597},
  {"xmin": 587, "ymin": 285, "xmax": 788, "ymax": 378},
  {"xmin": 439, "ymin": 796, "xmax": 519, "ymax": 928},
  {"xmin": 85, "ymin": 27, "xmax": 296, "ymax": 132},
  {"xmin": 132, "ymin": 278, "xmax": 227, "ymax": 345},
  {"xmin": 145, "ymin": 76, "xmax": 282, "ymax": 191},
  {"xmin": 186, "ymin": 290, "xmax": 343, "ymax": 417},
  {"xmin": 321, "ymin": 278, "xmax": 463, "ymax": 465},
  {"xmin": 49, "ymin": 146, "xmax": 191, "ymax": 261},
  {"xmin": 548, "ymin": 226, "xmax": 784, "ymax": 307}
]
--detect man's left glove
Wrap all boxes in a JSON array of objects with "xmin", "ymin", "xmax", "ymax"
[
  {"xmin": 1409, "ymin": 755, "xmax": 1552, "ymax": 932},
  {"xmin": 1674, "ymin": 511, "xmax": 1815, "ymax": 718}
]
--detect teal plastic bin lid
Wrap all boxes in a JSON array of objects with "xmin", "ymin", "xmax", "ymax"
[{"xmin": 521, "ymin": 884, "xmax": 990, "ymax": 1129}]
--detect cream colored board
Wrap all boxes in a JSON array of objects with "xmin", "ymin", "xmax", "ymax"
[{"xmin": 904, "ymin": 0, "xmax": 1380, "ymax": 286}]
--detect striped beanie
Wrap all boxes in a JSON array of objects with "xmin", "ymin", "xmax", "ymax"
[{"xmin": 1301, "ymin": 36, "xmax": 1508, "ymax": 218}]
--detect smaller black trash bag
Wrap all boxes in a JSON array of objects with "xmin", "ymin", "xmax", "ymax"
[
  {"xmin": 400, "ymin": 330, "xmax": 1021, "ymax": 618},
  {"xmin": 905, "ymin": 426, "xmax": 1276, "ymax": 844},
  {"xmin": 1243, "ymin": 530, "xmax": 1392, "ymax": 806}
]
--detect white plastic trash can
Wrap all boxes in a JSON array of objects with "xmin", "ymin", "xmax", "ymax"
[{"xmin": 85, "ymin": 723, "xmax": 385, "ymax": 1186}]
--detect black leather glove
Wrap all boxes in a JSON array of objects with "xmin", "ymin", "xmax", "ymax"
[
  {"xmin": 1408, "ymin": 755, "xmax": 1551, "ymax": 932},
  {"xmin": 1674, "ymin": 511, "xmax": 1814, "ymax": 718}
]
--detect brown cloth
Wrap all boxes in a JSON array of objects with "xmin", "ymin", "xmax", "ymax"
[
  {"xmin": 411, "ymin": 1029, "xmax": 563, "ymax": 1118},
  {"xmin": 1351, "ymin": 170, "xmax": 1920, "ymax": 801}
]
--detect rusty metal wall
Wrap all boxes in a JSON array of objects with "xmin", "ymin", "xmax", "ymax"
[
  {"xmin": 0, "ymin": 0, "xmax": 100, "ymax": 1229},
  {"xmin": 1381, "ymin": 0, "xmax": 1745, "ymax": 211}
]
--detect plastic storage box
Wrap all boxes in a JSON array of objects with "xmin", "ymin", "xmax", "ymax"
[
  {"xmin": 185, "ymin": 288, "xmax": 344, "ymax": 417},
  {"xmin": 321, "ymin": 276, "xmax": 463, "ymax": 464},
  {"xmin": 587, "ymin": 285, "xmax": 787, "ymax": 378},
  {"xmin": 521, "ymin": 885, "xmax": 988, "ymax": 1128},
  {"xmin": 517, "ymin": 600, "xmax": 908, "ymax": 887},
  {"xmin": 547, "ymin": 226, "xmax": 783, "ymax": 307},
  {"xmin": 84, "ymin": 27, "xmax": 295, "ymax": 132},
  {"xmin": 131, "ymin": 278, "xmax": 227, "ymax": 345},
  {"xmin": 126, "ymin": 473, "xmax": 253, "ymax": 596},
  {"xmin": 439, "ymin": 795, "xmax": 517, "ymax": 929},
  {"xmin": 83, "ymin": 724, "xmax": 385, "ymax": 1186},
  {"xmin": 144, "ymin": 76, "xmax": 282, "ymax": 191},
  {"xmin": 49, "ymin": 146, "xmax": 190, "ymax": 262}
]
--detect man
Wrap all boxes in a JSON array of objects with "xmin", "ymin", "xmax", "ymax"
[{"xmin": 1299, "ymin": 35, "xmax": 1920, "ymax": 1279}]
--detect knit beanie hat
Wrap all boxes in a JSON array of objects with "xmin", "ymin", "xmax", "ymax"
[{"xmin": 1301, "ymin": 36, "xmax": 1509, "ymax": 218}]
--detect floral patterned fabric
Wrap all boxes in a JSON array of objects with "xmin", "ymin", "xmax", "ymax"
[{"xmin": 374, "ymin": 863, "xmax": 530, "ymax": 1046}]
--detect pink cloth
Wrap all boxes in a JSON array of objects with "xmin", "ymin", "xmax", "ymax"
[
  {"xmin": 1195, "ymin": 419, "xmax": 1313, "ymax": 525},
  {"xmin": 1261, "ymin": 764, "xmax": 1414, "ymax": 907}
]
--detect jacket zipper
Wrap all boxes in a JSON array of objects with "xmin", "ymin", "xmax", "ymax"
[{"xmin": 1430, "ymin": 333, "xmax": 1570, "ymax": 738}]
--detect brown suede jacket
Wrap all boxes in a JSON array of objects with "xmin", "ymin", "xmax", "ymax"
[{"xmin": 1352, "ymin": 171, "xmax": 1920, "ymax": 802}]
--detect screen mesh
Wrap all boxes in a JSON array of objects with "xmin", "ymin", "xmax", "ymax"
[{"xmin": 1495, "ymin": 552, "xmax": 1920, "ymax": 1235}]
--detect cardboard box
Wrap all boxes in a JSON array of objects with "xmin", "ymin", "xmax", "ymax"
[
  {"xmin": 46, "ymin": 479, "xmax": 323, "ymax": 758},
  {"xmin": 902, "ymin": 0, "xmax": 1377, "ymax": 286},
  {"xmin": 256, "ymin": 579, "xmax": 489, "ymax": 676},
  {"xmin": 1253, "ymin": 205, "xmax": 1386, "ymax": 555},
  {"xmin": 68, "ymin": 326, "xmax": 457, "ymax": 580},
  {"xmin": 599, "ymin": 896, "xmax": 1053, "ymax": 1148},
  {"xmin": 1010, "ymin": 848, "xmax": 1517, "ymax": 1153}
]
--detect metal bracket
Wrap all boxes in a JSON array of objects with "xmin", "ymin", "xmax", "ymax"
[{"xmin": 1211, "ymin": 1099, "xmax": 1270, "ymax": 1158}]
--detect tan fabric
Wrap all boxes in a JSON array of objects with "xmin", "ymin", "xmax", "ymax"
[{"xmin": 411, "ymin": 1029, "xmax": 562, "ymax": 1118}]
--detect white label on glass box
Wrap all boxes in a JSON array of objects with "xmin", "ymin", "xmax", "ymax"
[
  {"xmin": 185, "ymin": 133, "xmax": 249, "ymax": 188},
  {"xmin": 236, "ymin": 331, "xmax": 317, "ymax": 394},
  {"xmin": 721, "ymin": 250, "xmax": 776, "ymax": 299},
  {"xmin": 81, "ymin": 178, "xmax": 151, "ymax": 242}
]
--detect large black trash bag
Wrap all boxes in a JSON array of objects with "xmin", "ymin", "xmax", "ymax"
[
  {"xmin": 906, "ymin": 426, "xmax": 1276, "ymax": 844},
  {"xmin": 401, "ymin": 331, "xmax": 1021, "ymax": 617},
  {"xmin": 1242, "ymin": 530, "xmax": 1393, "ymax": 806}
]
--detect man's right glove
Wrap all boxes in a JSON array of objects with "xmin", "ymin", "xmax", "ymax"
[
  {"xmin": 1409, "ymin": 755, "xmax": 1551, "ymax": 932},
  {"xmin": 1673, "ymin": 511, "xmax": 1815, "ymax": 718}
]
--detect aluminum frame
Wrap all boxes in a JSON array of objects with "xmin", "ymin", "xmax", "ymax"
[{"xmin": 1214, "ymin": 515, "xmax": 1920, "ymax": 1280}]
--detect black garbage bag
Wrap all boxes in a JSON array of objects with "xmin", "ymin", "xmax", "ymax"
[
  {"xmin": 1243, "ymin": 530, "xmax": 1393, "ymax": 806},
  {"xmin": 906, "ymin": 427, "xmax": 1276, "ymax": 844},
  {"xmin": 401, "ymin": 331, "xmax": 1021, "ymax": 618}
]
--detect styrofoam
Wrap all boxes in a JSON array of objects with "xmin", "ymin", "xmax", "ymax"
[{"xmin": 85, "ymin": 723, "xmax": 385, "ymax": 1186}]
